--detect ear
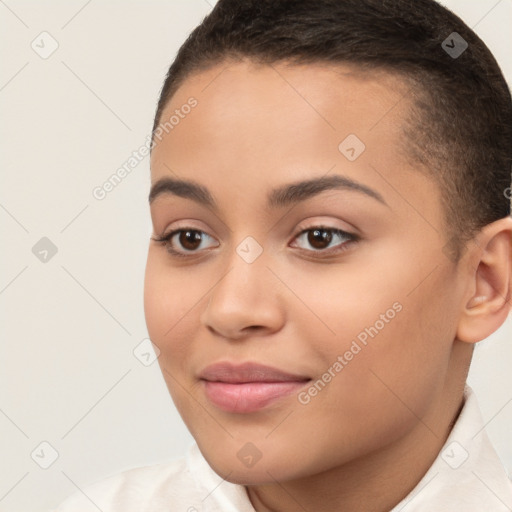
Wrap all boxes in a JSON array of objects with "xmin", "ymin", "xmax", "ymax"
[{"xmin": 456, "ymin": 216, "xmax": 512, "ymax": 344}]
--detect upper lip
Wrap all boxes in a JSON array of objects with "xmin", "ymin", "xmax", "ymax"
[{"xmin": 199, "ymin": 362, "xmax": 311, "ymax": 383}]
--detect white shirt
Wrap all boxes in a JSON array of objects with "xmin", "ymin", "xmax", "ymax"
[{"xmin": 55, "ymin": 386, "xmax": 512, "ymax": 511}]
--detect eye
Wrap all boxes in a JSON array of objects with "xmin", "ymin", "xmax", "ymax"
[
  {"xmin": 152, "ymin": 225, "xmax": 358, "ymax": 259},
  {"xmin": 291, "ymin": 226, "xmax": 357, "ymax": 255},
  {"xmin": 151, "ymin": 228, "xmax": 218, "ymax": 257}
]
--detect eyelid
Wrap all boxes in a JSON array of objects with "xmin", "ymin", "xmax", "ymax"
[
  {"xmin": 294, "ymin": 223, "xmax": 355, "ymax": 237},
  {"xmin": 294, "ymin": 217, "xmax": 359, "ymax": 237},
  {"xmin": 153, "ymin": 220, "xmax": 214, "ymax": 243}
]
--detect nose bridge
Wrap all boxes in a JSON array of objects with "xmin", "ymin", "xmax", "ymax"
[{"xmin": 213, "ymin": 236, "xmax": 273, "ymax": 306}]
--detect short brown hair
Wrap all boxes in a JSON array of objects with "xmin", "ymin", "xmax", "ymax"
[{"xmin": 151, "ymin": 0, "xmax": 512, "ymax": 260}]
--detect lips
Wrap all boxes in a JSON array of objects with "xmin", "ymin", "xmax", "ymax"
[{"xmin": 199, "ymin": 362, "xmax": 311, "ymax": 413}]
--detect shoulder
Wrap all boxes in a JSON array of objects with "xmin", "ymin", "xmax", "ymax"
[{"xmin": 54, "ymin": 448, "xmax": 202, "ymax": 512}]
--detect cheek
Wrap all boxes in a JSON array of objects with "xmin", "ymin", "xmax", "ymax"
[
  {"xmin": 143, "ymin": 257, "xmax": 171, "ymax": 342},
  {"xmin": 293, "ymin": 257, "xmax": 455, "ymax": 418},
  {"xmin": 337, "ymin": 269, "xmax": 456, "ymax": 424},
  {"xmin": 143, "ymin": 254, "xmax": 200, "ymax": 416},
  {"xmin": 143, "ymin": 250, "xmax": 199, "ymax": 358}
]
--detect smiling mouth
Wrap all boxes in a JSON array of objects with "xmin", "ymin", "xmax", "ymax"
[{"xmin": 199, "ymin": 362, "xmax": 311, "ymax": 413}]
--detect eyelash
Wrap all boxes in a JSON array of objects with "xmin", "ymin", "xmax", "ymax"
[{"xmin": 151, "ymin": 225, "xmax": 359, "ymax": 259}]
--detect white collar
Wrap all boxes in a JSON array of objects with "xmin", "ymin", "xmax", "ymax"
[{"xmin": 390, "ymin": 385, "xmax": 512, "ymax": 511}]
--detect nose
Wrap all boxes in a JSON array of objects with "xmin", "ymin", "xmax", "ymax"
[{"xmin": 199, "ymin": 250, "xmax": 286, "ymax": 340}]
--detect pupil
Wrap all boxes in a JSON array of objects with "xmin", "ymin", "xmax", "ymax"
[{"xmin": 308, "ymin": 229, "xmax": 332, "ymax": 249}]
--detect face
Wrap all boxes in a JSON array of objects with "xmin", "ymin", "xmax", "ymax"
[{"xmin": 144, "ymin": 60, "xmax": 467, "ymax": 484}]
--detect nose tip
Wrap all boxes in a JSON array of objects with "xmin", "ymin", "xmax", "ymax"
[{"xmin": 200, "ymin": 258, "xmax": 285, "ymax": 341}]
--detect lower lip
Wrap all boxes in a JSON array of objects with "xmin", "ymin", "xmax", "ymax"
[{"xmin": 202, "ymin": 380, "xmax": 309, "ymax": 413}]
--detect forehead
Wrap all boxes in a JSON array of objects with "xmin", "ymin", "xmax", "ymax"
[
  {"xmin": 152, "ymin": 60, "xmax": 409, "ymax": 155},
  {"xmin": 149, "ymin": 60, "xmax": 438, "ymax": 221}
]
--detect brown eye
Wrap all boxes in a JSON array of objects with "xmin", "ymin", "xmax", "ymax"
[
  {"xmin": 307, "ymin": 229, "xmax": 333, "ymax": 250},
  {"xmin": 178, "ymin": 230, "xmax": 203, "ymax": 251},
  {"xmin": 152, "ymin": 227, "xmax": 219, "ymax": 258},
  {"xmin": 292, "ymin": 226, "xmax": 356, "ymax": 255}
]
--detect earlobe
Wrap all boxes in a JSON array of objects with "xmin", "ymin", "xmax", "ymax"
[
  {"xmin": 456, "ymin": 217, "xmax": 512, "ymax": 344},
  {"xmin": 466, "ymin": 295, "xmax": 488, "ymax": 309}
]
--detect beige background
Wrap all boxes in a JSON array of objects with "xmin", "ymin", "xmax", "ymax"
[{"xmin": 0, "ymin": 0, "xmax": 511, "ymax": 510}]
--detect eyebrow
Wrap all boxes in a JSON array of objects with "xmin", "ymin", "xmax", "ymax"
[{"xmin": 148, "ymin": 174, "xmax": 388, "ymax": 209}]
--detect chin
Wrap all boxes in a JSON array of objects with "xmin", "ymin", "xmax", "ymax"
[
  {"xmin": 196, "ymin": 439, "xmax": 314, "ymax": 486},
  {"xmin": 207, "ymin": 456, "xmax": 291, "ymax": 486}
]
